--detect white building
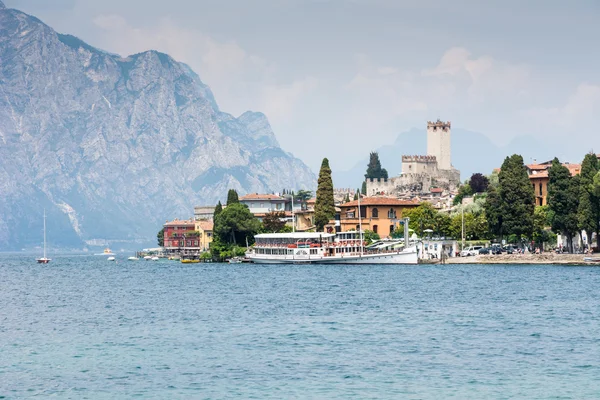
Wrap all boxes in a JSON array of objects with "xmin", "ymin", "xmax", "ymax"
[{"xmin": 240, "ymin": 193, "xmax": 292, "ymax": 223}]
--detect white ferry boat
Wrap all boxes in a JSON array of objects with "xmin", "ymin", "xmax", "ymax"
[{"xmin": 247, "ymin": 231, "xmax": 418, "ymax": 264}]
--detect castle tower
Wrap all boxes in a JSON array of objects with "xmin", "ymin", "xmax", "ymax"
[{"xmin": 427, "ymin": 120, "xmax": 452, "ymax": 170}]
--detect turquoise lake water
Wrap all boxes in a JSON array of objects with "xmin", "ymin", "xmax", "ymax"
[{"xmin": 1, "ymin": 255, "xmax": 600, "ymax": 399}]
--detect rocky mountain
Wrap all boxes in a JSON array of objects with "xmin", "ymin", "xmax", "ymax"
[
  {"xmin": 0, "ymin": 1, "xmax": 316, "ymax": 250},
  {"xmin": 333, "ymin": 127, "xmax": 558, "ymax": 189}
]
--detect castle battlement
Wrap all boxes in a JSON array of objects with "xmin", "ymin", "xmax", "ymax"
[
  {"xmin": 402, "ymin": 155, "xmax": 437, "ymax": 163},
  {"xmin": 427, "ymin": 120, "xmax": 451, "ymax": 131}
]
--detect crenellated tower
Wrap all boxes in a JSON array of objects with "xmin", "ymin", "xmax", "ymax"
[{"xmin": 426, "ymin": 120, "xmax": 452, "ymax": 170}]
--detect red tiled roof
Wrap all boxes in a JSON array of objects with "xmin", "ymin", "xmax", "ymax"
[
  {"xmin": 431, "ymin": 188, "xmax": 444, "ymax": 193},
  {"xmin": 164, "ymin": 219, "xmax": 195, "ymax": 227},
  {"xmin": 340, "ymin": 197, "xmax": 419, "ymax": 207},
  {"xmin": 196, "ymin": 220, "xmax": 213, "ymax": 231},
  {"xmin": 240, "ymin": 194, "xmax": 284, "ymax": 201}
]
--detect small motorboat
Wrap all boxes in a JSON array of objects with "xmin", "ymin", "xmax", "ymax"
[
  {"xmin": 584, "ymin": 257, "xmax": 600, "ymax": 263},
  {"xmin": 107, "ymin": 256, "xmax": 116, "ymax": 261},
  {"xmin": 181, "ymin": 259, "xmax": 200, "ymax": 264},
  {"xmin": 36, "ymin": 209, "xmax": 51, "ymax": 264},
  {"xmin": 95, "ymin": 248, "xmax": 115, "ymax": 256},
  {"xmin": 151, "ymin": 256, "xmax": 159, "ymax": 261},
  {"xmin": 128, "ymin": 256, "xmax": 139, "ymax": 261},
  {"xmin": 143, "ymin": 255, "xmax": 152, "ymax": 260},
  {"xmin": 228, "ymin": 257, "xmax": 243, "ymax": 264}
]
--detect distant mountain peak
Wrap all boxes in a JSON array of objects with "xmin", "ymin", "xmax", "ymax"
[
  {"xmin": 0, "ymin": 1, "xmax": 5, "ymax": 9},
  {"xmin": 0, "ymin": 3, "xmax": 316, "ymax": 250}
]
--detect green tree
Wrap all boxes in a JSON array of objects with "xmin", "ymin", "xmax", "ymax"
[
  {"xmin": 363, "ymin": 229, "xmax": 380, "ymax": 243},
  {"xmin": 361, "ymin": 181, "xmax": 367, "ymax": 195},
  {"xmin": 547, "ymin": 158, "xmax": 579, "ymax": 252},
  {"xmin": 262, "ymin": 211, "xmax": 287, "ymax": 233},
  {"xmin": 226, "ymin": 189, "xmax": 239, "ymax": 205},
  {"xmin": 453, "ymin": 183, "xmax": 474, "ymax": 206},
  {"xmin": 578, "ymin": 153, "xmax": 599, "ymax": 248},
  {"xmin": 365, "ymin": 151, "xmax": 388, "ymax": 179},
  {"xmin": 214, "ymin": 203, "xmax": 261, "ymax": 245},
  {"xmin": 295, "ymin": 189, "xmax": 313, "ymax": 210},
  {"xmin": 498, "ymin": 154, "xmax": 535, "ymax": 239},
  {"xmin": 353, "ymin": 190, "xmax": 359, "ymax": 201},
  {"xmin": 157, "ymin": 227, "xmax": 164, "ymax": 247},
  {"xmin": 213, "ymin": 201, "xmax": 223, "ymax": 221},
  {"xmin": 533, "ymin": 205, "xmax": 554, "ymax": 249},
  {"xmin": 403, "ymin": 203, "xmax": 438, "ymax": 237},
  {"xmin": 484, "ymin": 185, "xmax": 503, "ymax": 238},
  {"xmin": 314, "ymin": 158, "xmax": 335, "ymax": 231},
  {"xmin": 344, "ymin": 193, "xmax": 350, "ymax": 203}
]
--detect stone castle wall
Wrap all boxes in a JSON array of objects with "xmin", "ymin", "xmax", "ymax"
[{"xmin": 366, "ymin": 168, "xmax": 460, "ymax": 196}]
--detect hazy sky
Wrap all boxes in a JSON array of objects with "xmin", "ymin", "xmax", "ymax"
[{"xmin": 6, "ymin": 0, "xmax": 600, "ymax": 171}]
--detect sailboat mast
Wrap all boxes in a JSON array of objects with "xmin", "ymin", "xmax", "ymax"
[
  {"xmin": 358, "ymin": 193, "xmax": 363, "ymax": 254},
  {"xmin": 43, "ymin": 209, "xmax": 47, "ymax": 259}
]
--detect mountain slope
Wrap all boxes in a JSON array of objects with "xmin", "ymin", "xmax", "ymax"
[{"xmin": 0, "ymin": 3, "xmax": 315, "ymax": 250}]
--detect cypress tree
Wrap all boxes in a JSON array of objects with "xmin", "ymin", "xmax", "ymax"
[
  {"xmin": 354, "ymin": 189, "xmax": 359, "ymax": 201},
  {"xmin": 578, "ymin": 153, "xmax": 599, "ymax": 247},
  {"xmin": 226, "ymin": 189, "xmax": 239, "ymax": 205},
  {"xmin": 361, "ymin": 181, "xmax": 367, "ymax": 195},
  {"xmin": 314, "ymin": 158, "xmax": 335, "ymax": 231},
  {"xmin": 484, "ymin": 185, "xmax": 503, "ymax": 239},
  {"xmin": 213, "ymin": 201, "xmax": 223, "ymax": 220},
  {"xmin": 365, "ymin": 152, "xmax": 388, "ymax": 179},
  {"xmin": 498, "ymin": 154, "xmax": 535, "ymax": 239}
]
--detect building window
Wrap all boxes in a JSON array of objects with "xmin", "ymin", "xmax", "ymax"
[
  {"xmin": 373, "ymin": 225, "xmax": 378, "ymax": 234},
  {"xmin": 539, "ymin": 183, "xmax": 543, "ymax": 196},
  {"xmin": 346, "ymin": 212, "xmax": 355, "ymax": 218},
  {"xmin": 388, "ymin": 208, "xmax": 396, "ymax": 219},
  {"xmin": 372, "ymin": 208, "xmax": 379, "ymax": 218}
]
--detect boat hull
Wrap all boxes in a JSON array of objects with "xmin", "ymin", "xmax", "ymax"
[
  {"xmin": 36, "ymin": 258, "xmax": 51, "ymax": 264},
  {"xmin": 248, "ymin": 248, "xmax": 418, "ymax": 265}
]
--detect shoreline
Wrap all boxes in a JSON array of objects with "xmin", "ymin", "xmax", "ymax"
[{"xmin": 441, "ymin": 253, "xmax": 597, "ymax": 265}]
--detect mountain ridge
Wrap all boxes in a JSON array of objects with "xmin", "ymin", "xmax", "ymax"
[{"xmin": 0, "ymin": 5, "xmax": 316, "ymax": 250}]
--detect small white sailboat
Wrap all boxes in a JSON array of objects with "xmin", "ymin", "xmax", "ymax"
[
  {"xmin": 128, "ymin": 256, "xmax": 139, "ymax": 261},
  {"xmin": 107, "ymin": 256, "xmax": 116, "ymax": 261},
  {"xmin": 36, "ymin": 209, "xmax": 51, "ymax": 264}
]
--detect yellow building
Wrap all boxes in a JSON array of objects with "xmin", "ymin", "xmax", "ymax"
[
  {"xmin": 335, "ymin": 197, "xmax": 420, "ymax": 238},
  {"xmin": 194, "ymin": 220, "xmax": 214, "ymax": 251}
]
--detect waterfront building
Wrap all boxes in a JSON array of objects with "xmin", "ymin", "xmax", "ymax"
[
  {"xmin": 330, "ymin": 197, "xmax": 420, "ymax": 238},
  {"xmin": 240, "ymin": 193, "xmax": 294, "ymax": 223},
  {"xmin": 366, "ymin": 120, "xmax": 461, "ymax": 197},
  {"xmin": 526, "ymin": 161, "xmax": 581, "ymax": 206},
  {"xmin": 194, "ymin": 220, "xmax": 214, "ymax": 251},
  {"xmin": 163, "ymin": 219, "xmax": 200, "ymax": 255}
]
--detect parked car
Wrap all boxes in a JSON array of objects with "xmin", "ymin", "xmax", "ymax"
[
  {"xmin": 478, "ymin": 247, "xmax": 491, "ymax": 255},
  {"xmin": 490, "ymin": 245, "xmax": 503, "ymax": 255},
  {"xmin": 460, "ymin": 246, "xmax": 484, "ymax": 257}
]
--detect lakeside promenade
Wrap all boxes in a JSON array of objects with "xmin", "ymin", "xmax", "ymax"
[{"xmin": 445, "ymin": 253, "xmax": 595, "ymax": 265}]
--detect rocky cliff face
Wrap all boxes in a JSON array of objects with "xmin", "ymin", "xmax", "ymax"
[{"xmin": 0, "ymin": 2, "xmax": 316, "ymax": 250}]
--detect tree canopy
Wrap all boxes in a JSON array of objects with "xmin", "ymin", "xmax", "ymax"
[
  {"xmin": 262, "ymin": 211, "xmax": 288, "ymax": 233},
  {"xmin": 226, "ymin": 189, "xmax": 239, "ymax": 205},
  {"xmin": 157, "ymin": 227, "xmax": 164, "ymax": 247},
  {"xmin": 214, "ymin": 202, "xmax": 260, "ymax": 245},
  {"xmin": 365, "ymin": 151, "xmax": 388, "ymax": 180},
  {"xmin": 469, "ymin": 173, "xmax": 490, "ymax": 193},
  {"xmin": 314, "ymin": 158, "xmax": 335, "ymax": 231},
  {"xmin": 498, "ymin": 154, "xmax": 535, "ymax": 239},
  {"xmin": 547, "ymin": 158, "xmax": 579, "ymax": 251},
  {"xmin": 578, "ymin": 153, "xmax": 599, "ymax": 247}
]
